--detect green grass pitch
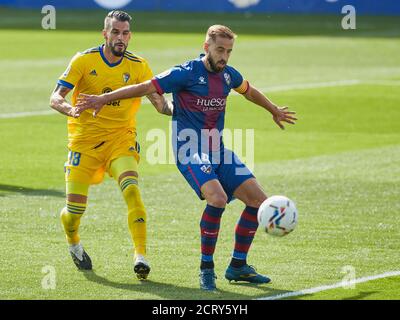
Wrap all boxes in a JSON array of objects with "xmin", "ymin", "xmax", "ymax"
[{"xmin": 0, "ymin": 10, "xmax": 399, "ymax": 300}]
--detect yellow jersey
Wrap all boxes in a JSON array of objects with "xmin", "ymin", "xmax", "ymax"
[{"xmin": 58, "ymin": 45, "xmax": 153, "ymax": 149}]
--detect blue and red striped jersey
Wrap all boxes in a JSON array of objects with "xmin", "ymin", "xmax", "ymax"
[{"xmin": 152, "ymin": 54, "xmax": 249, "ymax": 154}]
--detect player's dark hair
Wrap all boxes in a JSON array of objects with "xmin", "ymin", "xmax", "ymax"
[
  {"xmin": 104, "ymin": 10, "xmax": 132, "ymax": 30},
  {"xmin": 107, "ymin": 10, "xmax": 132, "ymax": 22}
]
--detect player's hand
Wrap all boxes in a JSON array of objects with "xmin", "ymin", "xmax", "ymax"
[
  {"xmin": 75, "ymin": 93, "xmax": 107, "ymax": 117},
  {"xmin": 272, "ymin": 106, "xmax": 297, "ymax": 130},
  {"xmin": 68, "ymin": 107, "xmax": 80, "ymax": 118}
]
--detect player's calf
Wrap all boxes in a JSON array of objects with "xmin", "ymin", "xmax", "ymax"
[{"xmin": 119, "ymin": 175, "xmax": 150, "ymax": 279}]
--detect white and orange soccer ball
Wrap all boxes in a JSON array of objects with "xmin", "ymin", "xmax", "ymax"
[{"xmin": 257, "ymin": 195, "xmax": 298, "ymax": 237}]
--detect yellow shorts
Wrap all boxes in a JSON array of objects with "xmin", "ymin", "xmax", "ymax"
[{"xmin": 64, "ymin": 131, "xmax": 140, "ymax": 185}]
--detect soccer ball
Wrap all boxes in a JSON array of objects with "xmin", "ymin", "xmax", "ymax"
[{"xmin": 257, "ymin": 195, "xmax": 298, "ymax": 237}]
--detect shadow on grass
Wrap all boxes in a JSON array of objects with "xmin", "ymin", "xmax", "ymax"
[
  {"xmin": 342, "ymin": 291, "xmax": 379, "ymax": 300},
  {"xmin": 0, "ymin": 184, "xmax": 64, "ymax": 198},
  {"xmin": 82, "ymin": 270, "xmax": 291, "ymax": 300}
]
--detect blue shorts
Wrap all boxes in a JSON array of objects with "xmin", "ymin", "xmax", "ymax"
[{"xmin": 176, "ymin": 148, "xmax": 255, "ymax": 203}]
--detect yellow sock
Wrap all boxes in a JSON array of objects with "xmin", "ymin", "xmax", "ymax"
[
  {"xmin": 61, "ymin": 181, "xmax": 89, "ymax": 245},
  {"xmin": 60, "ymin": 203, "xmax": 86, "ymax": 245},
  {"xmin": 121, "ymin": 178, "xmax": 147, "ymax": 256}
]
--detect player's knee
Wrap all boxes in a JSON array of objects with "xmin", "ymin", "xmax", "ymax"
[{"xmin": 206, "ymin": 192, "xmax": 228, "ymax": 208}]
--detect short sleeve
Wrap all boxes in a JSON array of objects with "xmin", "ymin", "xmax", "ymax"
[
  {"xmin": 58, "ymin": 53, "xmax": 85, "ymax": 89},
  {"xmin": 229, "ymin": 66, "xmax": 249, "ymax": 95},
  {"xmin": 139, "ymin": 59, "xmax": 154, "ymax": 83},
  {"xmin": 151, "ymin": 66, "xmax": 190, "ymax": 95}
]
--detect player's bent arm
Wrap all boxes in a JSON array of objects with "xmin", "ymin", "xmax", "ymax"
[
  {"xmin": 75, "ymin": 80, "xmax": 158, "ymax": 116},
  {"xmin": 49, "ymin": 84, "xmax": 77, "ymax": 117},
  {"xmin": 243, "ymin": 84, "xmax": 279, "ymax": 115},
  {"xmin": 146, "ymin": 92, "xmax": 174, "ymax": 116},
  {"xmin": 104, "ymin": 80, "xmax": 157, "ymax": 104},
  {"xmin": 243, "ymin": 83, "xmax": 297, "ymax": 130}
]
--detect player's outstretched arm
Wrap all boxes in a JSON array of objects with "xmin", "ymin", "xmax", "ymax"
[
  {"xmin": 243, "ymin": 83, "xmax": 297, "ymax": 130},
  {"xmin": 75, "ymin": 80, "xmax": 157, "ymax": 117},
  {"xmin": 49, "ymin": 84, "xmax": 79, "ymax": 118},
  {"xmin": 146, "ymin": 92, "xmax": 174, "ymax": 116}
]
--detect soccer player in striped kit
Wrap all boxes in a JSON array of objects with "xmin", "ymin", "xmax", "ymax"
[{"xmin": 76, "ymin": 25, "xmax": 297, "ymax": 291}]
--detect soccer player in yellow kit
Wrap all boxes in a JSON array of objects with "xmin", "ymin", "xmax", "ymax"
[{"xmin": 49, "ymin": 10, "xmax": 173, "ymax": 280}]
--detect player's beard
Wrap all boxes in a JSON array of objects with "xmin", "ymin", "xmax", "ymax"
[
  {"xmin": 109, "ymin": 41, "xmax": 126, "ymax": 57},
  {"xmin": 207, "ymin": 55, "xmax": 226, "ymax": 73}
]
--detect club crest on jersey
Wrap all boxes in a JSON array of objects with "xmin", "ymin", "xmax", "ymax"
[
  {"xmin": 224, "ymin": 73, "xmax": 231, "ymax": 86},
  {"xmin": 89, "ymin": 69, "xmax": 97, "ymax": 76},
  {"xmin": 200, "ymin": 165, "xmax": 212, "ymax": 174},
  {"xmin": 198, "ymin": 76, "xmax": 207, "ymax": 85},
  {"xmin": 123, "ymin": 73, "xmax": 130, "ymax": 83}
]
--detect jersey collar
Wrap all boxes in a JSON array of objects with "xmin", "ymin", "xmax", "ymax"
[{"xmin": 99, "ymin": 45, "xmax": 123, "ymax": 67}]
